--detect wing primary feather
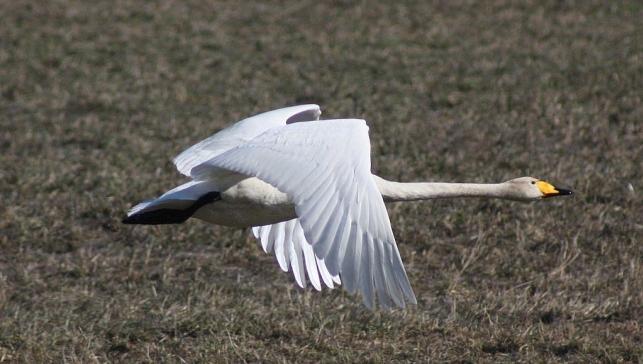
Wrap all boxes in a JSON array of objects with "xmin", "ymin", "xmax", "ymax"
[
  {"xmin": 358, "ymin": 186, "xmax": 372, "ymax": 234},
  {"xmin": 259, "ymin": 225, "xmax": 271, "ymax": 253},
  {"xmin": 273, "ymin": 222, "xmax": 285, "ymax": 253},
  {"xmin": 264, "ymin": 222, "xmax": 280, "ymax": 254},
  {"xmin": 332, "ymin": 274, "xmax": 341, "ymax": 285},
  {"xmin": 392, "ymin": 249, "xmax": 416, "ymax": 304},
  {"xmin": 316, "ymin": 257, "xmax": 335, "ymax": 289},
  {"xmin": 323, "ymin": 173, "xmax": 359, "ymax": 274},
  {"xmin": 311, "ymin": 207, "xmax": 343, "ymax": 260},
  {"xmin": 289, "ymin": 228, "xmax": 306, "ymax": 288},
  {"xmin": 386, "ymin": 244, "xmax": 415, "ymax": 305},
  {"xmin": 341, "ymin": 223, "xmax": 362, "ymax": 295},
  {"xmin": 382, "ymin": 244, "xmax": 406, "ymax": 308},
  {"xmin": 339, "ymin": 178, "xmax": 364, "ymax": 294},
  {"xmin": 301, "ymin": 240, "xmax": 322, "ymax": 291},
  {"xmin": 324, "ymin": 212, "xmax": 352, "ymax": 276},
  {"xmin": 308, "ymin": 162, "xmax": 352, "ymax": 261},
  {"xmin": 277, "ymin": 220, "xmax": 294, "ymax": 272},
  {"xmin": 359, "ymin": 234, "xmax": 375, "ymax": 309},
  {"xmin": 272, "ymin": 222, "xmax": 288, "ymax": 272},
  {"xmin": 304, "ymin": 196, "xmax": 341, "ymax": 256},
  {"xmin": 372, "ymin": 240, "xmax": 394, "ymax": 309}
]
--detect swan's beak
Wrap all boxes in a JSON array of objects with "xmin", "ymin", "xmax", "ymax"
[{"xmin": 536, "ymin": 180, "xmax": 573, "ymax": 198}]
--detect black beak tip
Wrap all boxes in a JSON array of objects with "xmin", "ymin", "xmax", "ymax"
[{"xmin": 557, "ymin": 188, "xmax": 574, "ymax": 196}]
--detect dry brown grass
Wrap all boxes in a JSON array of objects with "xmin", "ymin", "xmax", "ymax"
[{"xmin": 1, "ymin": 0, "xmax": 641, "ymax": 362}]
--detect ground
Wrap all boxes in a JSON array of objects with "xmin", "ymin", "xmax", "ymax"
[{"xmin": 0, "ymin": 0, "xmax": 641, "ymax": 362}]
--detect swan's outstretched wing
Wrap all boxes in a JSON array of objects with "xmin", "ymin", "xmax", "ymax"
[
  {"xmin": 126, "ymin": 180, "xmax": 206, "ymax": 216},
  {"xmin": 191, "ymin": 119, "xmax": 416, "ymax": 309},
  {"xmin": 173, "ymin": 105, "xmax": 321, "ymax": 176},
  {"xmin": 252, "ymin": 219, "xmax": 341, "ymax": 291}
]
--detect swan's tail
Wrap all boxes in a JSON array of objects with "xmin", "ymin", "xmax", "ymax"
[{"xmin": 122, "ymin": 181, "xmax": 220, "ymax": 225}]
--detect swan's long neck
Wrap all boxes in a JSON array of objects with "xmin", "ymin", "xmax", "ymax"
[{"xmin": 373, "ymin": 175, "xmax": 513, "ymax": 202}]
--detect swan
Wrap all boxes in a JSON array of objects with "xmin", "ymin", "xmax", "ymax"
[{"xmin": 123, "ymin": 105, "xmax": 572, "ymax": 309}]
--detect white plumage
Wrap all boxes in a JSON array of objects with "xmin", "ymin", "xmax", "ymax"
[
  {"xmin": 124, "ymin": 105, "xmax": 572, "ymax": 309},
  {"xmin": 190, "ymin": 118, "xmax": 416, "ymax": 308}
]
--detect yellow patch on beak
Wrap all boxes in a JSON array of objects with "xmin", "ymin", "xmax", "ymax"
[{"xmin": 536, "ymin": 180, "xmax": 559, "ymax": 196}]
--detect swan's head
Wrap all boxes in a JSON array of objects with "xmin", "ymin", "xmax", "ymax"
[{"xmin": 505, "ymin": 177, "xmax": 573, "ymax": 201}]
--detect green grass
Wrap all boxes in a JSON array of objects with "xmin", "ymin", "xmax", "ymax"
[{"xmin": 1, "ymin": 0, "xmax": 641, "ymax": 362}]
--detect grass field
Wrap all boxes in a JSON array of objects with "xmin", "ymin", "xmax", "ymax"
[{"xmin": 1, "ymin": 0, "xmax": 641, "ymax": 362}]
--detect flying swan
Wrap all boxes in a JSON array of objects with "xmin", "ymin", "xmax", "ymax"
[{"xmin": 123, "ymin": 105, "xmax": 572, "ymax": 309}]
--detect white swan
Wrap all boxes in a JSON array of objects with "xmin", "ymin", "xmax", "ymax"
[{"xmin": 123, "ymin": 105, "xmax": 572, "ymax": 309}]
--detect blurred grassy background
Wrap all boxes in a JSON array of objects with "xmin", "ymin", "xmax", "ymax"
[{"xmin": 0, "ymin": 0, "xmax": 641, "ymax": 362}]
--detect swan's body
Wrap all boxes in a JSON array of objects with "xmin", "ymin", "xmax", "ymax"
[
  {"xmin": 124, "ymin": 105, "xmax": 572, "ymax": 309},
  {"xmin": 195, "ymin": 177, "xmax": 295, "ymax": 227}
]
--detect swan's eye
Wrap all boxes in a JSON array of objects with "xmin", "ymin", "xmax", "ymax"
[{"xmin": 531, "ymin": 181, "xmax": 536, "ymax": 185}]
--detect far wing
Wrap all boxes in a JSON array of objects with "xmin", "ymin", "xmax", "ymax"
[
  {"xmin": 191, "ymin": 119, "xmax": 416, "ymax": 309},
  {"xmin": 252, "ymin": 219, "xmax": 341, "ymax": 291},
  {"xmin": 173, "ymin": 104, "xmax": 321, "ymax": 176}
]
